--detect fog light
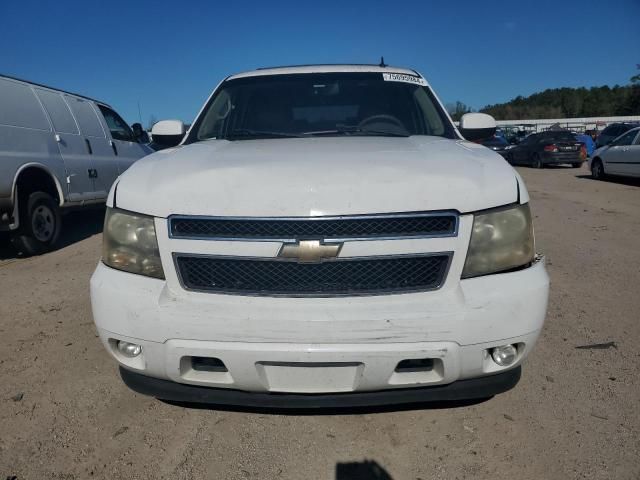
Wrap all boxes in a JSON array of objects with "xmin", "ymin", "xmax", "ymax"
[
  {"xmin": 117, "ymin": 341, "xmax": 142, "ymax": 358},
  {"xmin": 491, "ymin": 344, "xmax": 517, "ymax": 366}
]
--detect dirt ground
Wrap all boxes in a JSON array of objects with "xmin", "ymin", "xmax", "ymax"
[{"xmin": 0, "ymin": 166, "xmax": 638, "ymax": 480}]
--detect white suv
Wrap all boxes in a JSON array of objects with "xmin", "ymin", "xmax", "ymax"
[{"xmin": 90, "ymin": 65, "xmax": 549, "ymax": 407}]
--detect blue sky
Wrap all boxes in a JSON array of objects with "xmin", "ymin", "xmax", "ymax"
[{"xmin": 1, "ymin": 0, "xmax": 638, "ymax": 126}]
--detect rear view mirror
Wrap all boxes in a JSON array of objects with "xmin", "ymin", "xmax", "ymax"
[
  {"xmin": 151, "ymin": 120, "xmax": 186, "ymax": 148},
  {"xmin": 459, "ymin": 113, "xmax": 497, "ymax": 142}
]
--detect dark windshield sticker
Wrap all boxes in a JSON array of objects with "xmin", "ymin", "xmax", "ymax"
[{"xmin": 382, "ymin": 73, "xmax": 427, "ymax": 86}]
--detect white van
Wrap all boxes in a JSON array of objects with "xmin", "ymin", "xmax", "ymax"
[{"xmin": 0, "ymin": 75, "xmax": 153, "ymax": 254}]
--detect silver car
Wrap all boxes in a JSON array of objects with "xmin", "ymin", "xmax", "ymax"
[
  {"xmin": 0, "ymin": 75, "xmax": 153, "ymax": 254},
  {"xmin": 590, "ymin": 127, "xmax": 640, "ymax": 180}
]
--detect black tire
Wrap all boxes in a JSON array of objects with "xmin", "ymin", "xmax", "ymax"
[
  {"xmin": 571, "ymin": 162, "xmax": 582, "ymax": 168},
  {"xmin": 532, "ymin": 154, "xmax": 543, "ymax": 169},
  {"xmin": 591, "ymin": 159, "xmax": 605, "ymax": 180},
  {"xmin": 10, "ymin": 192, "xmax": 61, "ymax": 255},
  {"xmin": 0, "ymin": 232, "xmax": 11, "ymax": 248}
]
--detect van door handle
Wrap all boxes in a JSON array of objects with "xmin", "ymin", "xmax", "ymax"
[
  {"xmin": 87, "ymin": 169, "xmax": 98, "ymax": 178},
  {"xmin": 110, "ymin": 140, "xmax": 118, "ymax": 156},
  {"xmin": 85, "ymin": 138, "xmax": 93, "ymax": 155}
]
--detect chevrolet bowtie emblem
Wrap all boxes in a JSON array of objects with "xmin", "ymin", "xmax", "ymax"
[{"xmin": 278, "ymin": 240, "xmax": 342, "ymax": 262}]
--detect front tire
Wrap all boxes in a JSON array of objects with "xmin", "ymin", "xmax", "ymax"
[
  {"xmin": 591, "ymin": 159, "xmax": 605, "ymax": 180},
  {"xmin": 10, "ymin": 192, "xmax": 61, "ymax": 255},
  {"xmin": 571, "ymin": 162, "xmax": 582, "ymax": 168}
]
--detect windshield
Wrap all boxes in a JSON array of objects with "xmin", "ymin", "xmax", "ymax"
[{"xmin": 189, "ymin": 72, "xmax": 456, "ymax": 142}]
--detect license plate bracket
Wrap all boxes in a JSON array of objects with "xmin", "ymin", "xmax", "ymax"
[{"xmin": 256, "ymin": 361, "xmax": 364, "ymax": 393}]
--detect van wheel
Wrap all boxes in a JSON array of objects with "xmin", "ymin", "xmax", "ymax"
[{"xmin": 11, "ymin": 192, "xmax": 61, "ymax": 255}]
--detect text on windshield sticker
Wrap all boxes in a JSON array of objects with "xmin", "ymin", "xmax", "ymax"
[{"xmin": 382, "ymin": 73, "xmax": 427, "ymax": 86}]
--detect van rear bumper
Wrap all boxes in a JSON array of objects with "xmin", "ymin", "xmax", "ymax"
[{"xmin": 120, "ymin": 365, "xmax": 521, "ymax": 409}]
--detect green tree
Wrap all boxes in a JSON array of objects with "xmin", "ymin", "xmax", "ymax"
[
  {"xmin": 480, "ymin": 79, "xmax": 639, "ymax": 120},
  {"xmin": 625, "ymin": 64, "xmax": 640, "ymax": 114},
  {"xmin": 631, "ymin": 64, "xmax": 640, "ymax": 84}
]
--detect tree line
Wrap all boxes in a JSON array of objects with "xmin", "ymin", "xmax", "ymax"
[
  {"xmin": 447, "ymin": 66, "xmax": 640, "ymax": 121},
  {"xmin": 480, "ymin": 84, "xmax": 640, "ymax": 120}
]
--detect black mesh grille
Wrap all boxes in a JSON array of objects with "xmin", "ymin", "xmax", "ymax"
[
  {"xmin": 175, "ymin": 254, "xmax": 451, "ymax": 296},
  {"xmin": 170, "ymin": 214, "xmax": 457, "ymax": 240}
]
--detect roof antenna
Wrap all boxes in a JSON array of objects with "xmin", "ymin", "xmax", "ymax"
[{"xmin": 379, "ymin": 56, "xmax": 387, "ymax": 68}]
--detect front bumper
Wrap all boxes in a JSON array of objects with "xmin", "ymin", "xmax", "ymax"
[
  {"xmin": 120, "ymin": 365, "xmax": 521, "ymax": 408},
  {"xmin": 91, "ymin": 255, "xmax": 548, "ymax": 401}
]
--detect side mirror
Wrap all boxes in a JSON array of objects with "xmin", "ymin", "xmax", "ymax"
[
  {"xmin": 151, "ymin": 120, "xmax": 186, "ymax": 148},
  {"xmin": 459, "ymin": 113, "xmax": 497, "ymax": 142},
  {"xmin": 131, "ymin": 123, "xmax": 148, "ymax": 143}
]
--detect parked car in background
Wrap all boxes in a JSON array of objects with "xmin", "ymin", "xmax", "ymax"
[
  {"xmin": 506, "ymin": 129, "xmax": 531, "ymax": 145},
  {"xmin": 506, "ymin": 130, "xmax": 586, "ymax": 168},
  {"xmin": 590, "ymin": 127, "xmax": 640, "ymax": 179},
  {"xmin": 482, "ymin": 135, "xmax": 512, "ymax": 159},
  {"xmin": 91, "ymin": 64, "xmax": 548, "ymax": 407},
  {"xmin": 595, "ymin": 122, "xmax": 639, "ymax": 148},
  {"xmin": 0, "ymin": 75, "xmax": 153, "ymax": 254}
]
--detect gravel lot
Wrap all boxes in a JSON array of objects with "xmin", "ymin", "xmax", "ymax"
[{"xmin": 0, "ymin": 166, "xmax": 638, "ymax": 480}]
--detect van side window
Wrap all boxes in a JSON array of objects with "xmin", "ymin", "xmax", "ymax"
[
  {"xmin": 65, "ymin": 96, "xmax": 105, "ymax": 137},
  {"xmin": 35, "ymin": 89, "xmax": 79, "ymax": 134},
  {"xmin": 98, "ymin": 105, "xmax": 134, "ymax": 142},
  {"xmin": 0, "ymin": 78, "xmax": 50, "ymax": 130}
]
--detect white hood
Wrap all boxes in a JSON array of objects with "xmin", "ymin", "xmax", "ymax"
[{"xmin": 114, "ymin": 137, "xmax": 520, "ymax": 217}]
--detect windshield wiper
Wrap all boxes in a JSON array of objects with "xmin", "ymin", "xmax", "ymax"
[
  {"xmin": 223, "ymin": 129, "xmax": 304, "ymax": 140},
  {"xmin": 302, "ymin": 126, "xmax": 410, "ymax": 138}
]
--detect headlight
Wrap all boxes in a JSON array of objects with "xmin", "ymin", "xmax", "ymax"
[
  {"xmin": 462, "ymin": 203, "xmax": 534, "ymax": 278},
  {"xmin": 102, "ymin": 207, "xmax": 165, "ymax": 279}
]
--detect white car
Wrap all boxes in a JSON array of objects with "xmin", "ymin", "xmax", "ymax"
[
  {"xmin": 90, "ymin": 65, "xmax": 549, "ymax": 407},
  {"xmin": 590, "ymin": 126, "xmax": 640, "ymax": 179}
]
